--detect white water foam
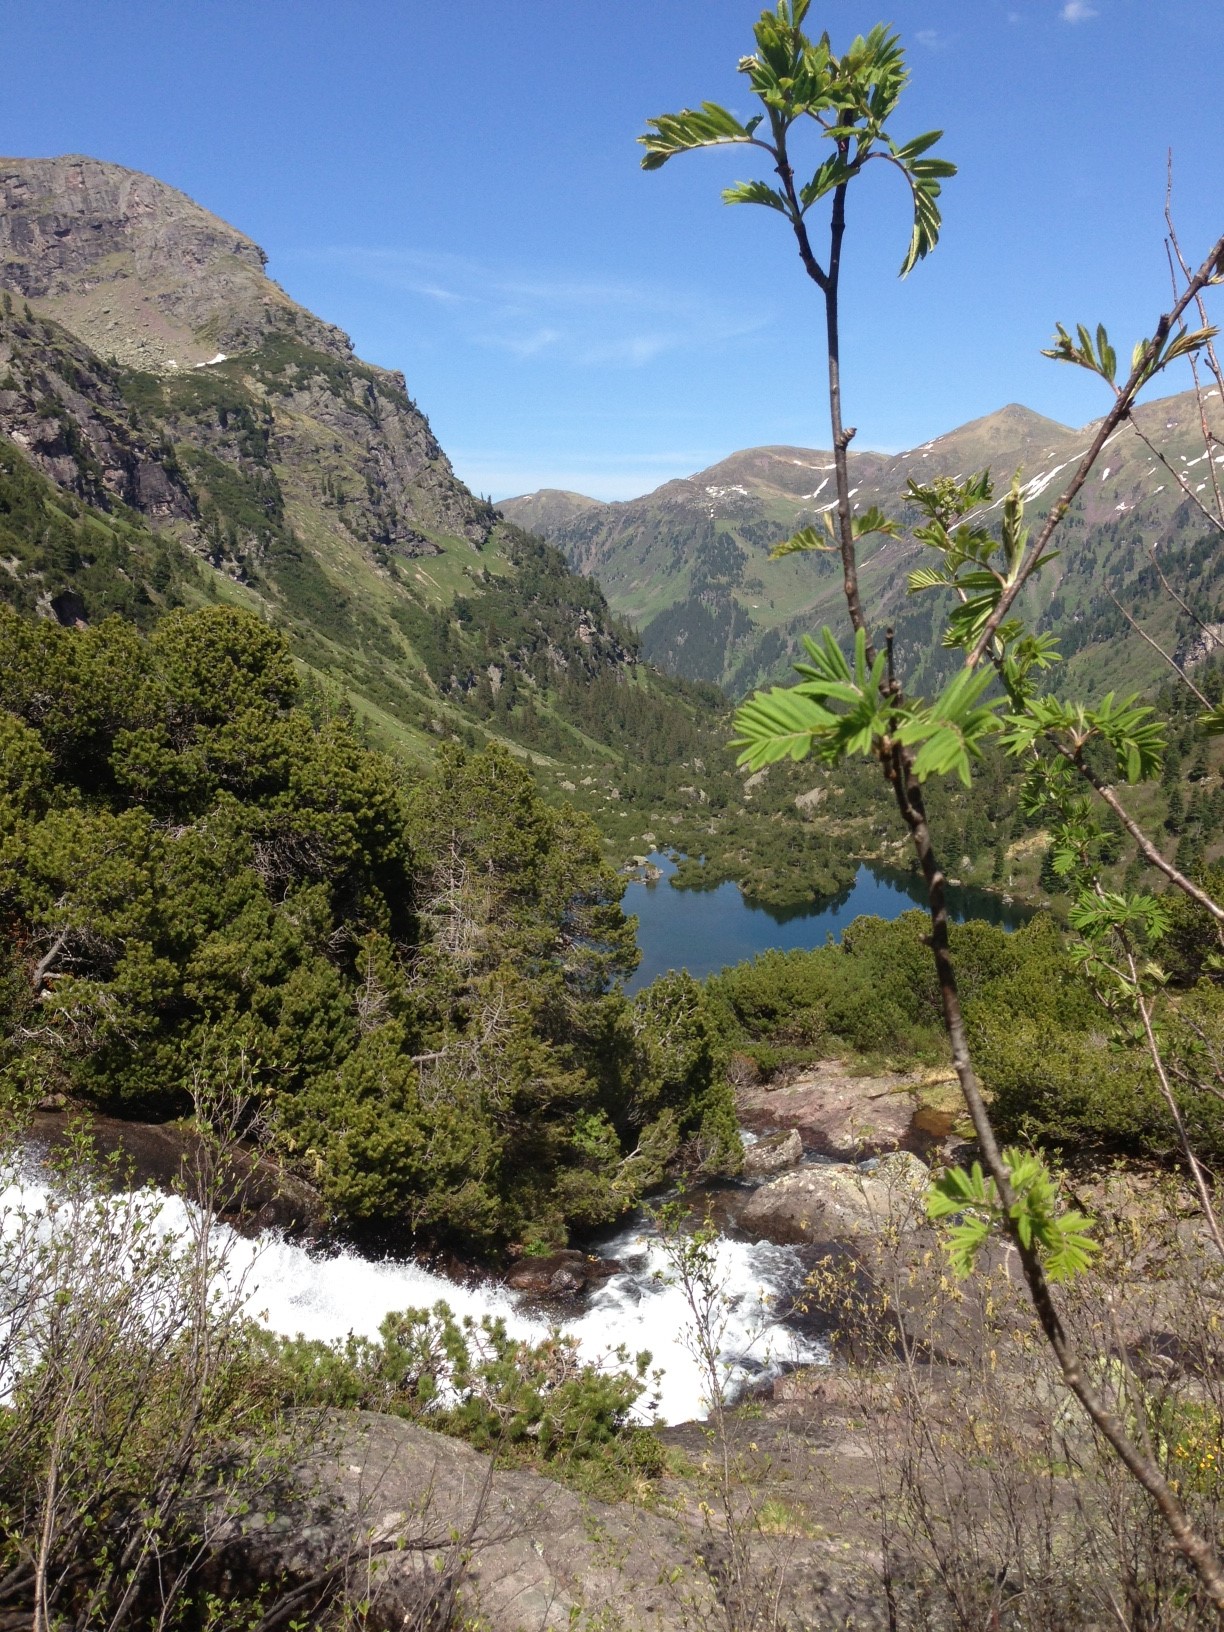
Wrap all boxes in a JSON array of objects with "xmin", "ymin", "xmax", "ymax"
[
  {"xmin": 227, "ymin": 1214, "xmax": 824, "ymax": 1422},
  {"xmin": 3, "ymin": 1175, "xmax": 824, "ymax": 1425},
  {"xmin": 567, "ymin": 1222, "xmax": 824, "ymax": 1420}
]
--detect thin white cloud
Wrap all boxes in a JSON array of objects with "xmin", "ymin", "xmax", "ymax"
[
  {"xmin": 411, "ymin": 283, "xmax": 473, "ymax": 306},
  {"xmin": 1060, "ymin": 1, "xmax": 1098, "ymax": 20},
  {"xmin": 295, "ymin": 245, "xmax": 765, "ymax": 370},
  {"xmin": 915, "ymin": 29, "xmax": 943, "ymax": 49}
]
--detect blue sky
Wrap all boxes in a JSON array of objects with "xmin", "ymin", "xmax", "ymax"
[{"xmin": 2, "ymin": 1, "xmax": 1221, "ymax": 499}]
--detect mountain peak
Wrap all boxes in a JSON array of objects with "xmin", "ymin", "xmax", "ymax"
[
  {"xmin": 0, "ymin": 154, "xmax": 350, "ymax": 371},
  {"xmin": 913, "ymin": 401, "xmax": 1075, "ymax": 451},
  {"xmin": 496, "ymin": 488, "xmax": 602, "ymax": 533}
]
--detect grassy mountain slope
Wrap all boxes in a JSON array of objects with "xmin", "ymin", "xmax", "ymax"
[
  {"xmin": 0, "ymin": 162, "xmax": 675, "ymax": 768},
  {"xmin": 503, "ymin": 391, "xmax": 1224, "ymax": 698},
  {"xmin": 0, "ymin": 153, "xmax": 899, "ymax": 909}
]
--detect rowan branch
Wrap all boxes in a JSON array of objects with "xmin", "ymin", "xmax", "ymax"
[
  {"xmin": 1068, "ymin": 747, "xmax": 1224, "ymax": 923},
  {"xmin": 1103, "ymin": 583, "xmax": 1211, "ymax": 708},
  {"xmin": 1125, "ymin": 411, "xmax": 1224, "ymax": 536},
  {"xmin": 967, "ymin": 229, "xmax": 1224, "ymax": 668},
  {"xmin": 1124, "ymin": 946, "xmax": 1224, "ymax": 1262}
]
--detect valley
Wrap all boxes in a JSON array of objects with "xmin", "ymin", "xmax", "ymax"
[
  {"xmin": 2, "ymin": 109, "xmax": 1224, "ymax": 1628},
  {"xmin": 0, "ymin": 154, "xmax": 920, "ymax": 912},
  {"xmin": 2, "ymin": 150, "xmax": 1223, "ymax": 937}
]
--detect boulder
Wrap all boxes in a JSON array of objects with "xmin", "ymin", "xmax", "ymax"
[
  {"xmin": 26, "ymin": 1110, "xmax": 324, "ymax": 1236},
  {"xmin": 737, "ymin": 1061, "xmax": 918, "ymax": 1159},
  {"xmin": 217, "ymin": 1411, "xmax": 719, "ymax": 1631},
  {"xmin": 739, "ymin": 1152, "xmax": 930, "ymax": 1247},
  {"xmin": 741, "ymin": 1127, "xmax": 804, "ymax": 1179},
  {"xmin": 504, "ymin": 1249, "xmax": 619, "ymax": 1297}
]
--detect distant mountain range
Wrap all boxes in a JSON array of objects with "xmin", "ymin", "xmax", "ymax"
[{"xmin": 502, "ymin": 391, "xmax": 1224, "ymax": 696}]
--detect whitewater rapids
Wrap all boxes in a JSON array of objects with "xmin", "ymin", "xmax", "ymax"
[{"xmin": 4, "ymin": 1173, "xmax": 825, "ymax": 1425}]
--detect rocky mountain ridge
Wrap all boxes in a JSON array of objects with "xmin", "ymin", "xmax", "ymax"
[
  {"xmin": 0, "ymin": 154, "xmax": 348, "ymax": 370},
  {"xmin": 0, "ymin": 155, "xmax": 492, "ymax": 564},
  {"xmin": 503, "ymin": 389, "xmax": 1224, "ymax": 696}
]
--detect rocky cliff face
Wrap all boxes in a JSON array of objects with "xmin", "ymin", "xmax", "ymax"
[
  {"xmin": 0, "ymin": 154, "xmax": 492, "ymax": 580},
  {"xmin": 0, "ymin": 298, "xmax": 193, "ymax": 520},
  {"xmin": 0, "ymin": 154, "xmax": 347, "ymax": 371}
]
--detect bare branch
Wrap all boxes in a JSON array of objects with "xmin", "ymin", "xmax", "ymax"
[
  {"xmin": 1147, "ymin": 541, "xmax": 1223, "ymax": 650},
  {"xmin": 1124, "ymin": 410, "xmax": 1224, "ymax": 537},
  {"xmin": 1069, "ymin": 748, "xmax": 1224, "ymax": 923},
  {"xmin": 968, "ymin": 229, "xmax": 1224, "ymax": 669},
  {"xmin": 1125, "ymin": 948, "xmax": 1224, "ymax": 1262},
  {"xmin": 30, "ymin": 929, "xmax": 70, "ymax": 995},
  {"xmin": 1103, "ymin": 582, "xmax": 1212, "ymax": 708}
]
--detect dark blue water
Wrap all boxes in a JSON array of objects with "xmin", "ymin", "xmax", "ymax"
[{"xmin": 622, "ymin": 857, "xmax": 1030, "ymax": 993}]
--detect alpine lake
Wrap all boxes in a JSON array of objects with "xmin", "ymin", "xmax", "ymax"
[{"xmin": 622, "ymin": 854, "xmax": 1031, "ymax": 994}]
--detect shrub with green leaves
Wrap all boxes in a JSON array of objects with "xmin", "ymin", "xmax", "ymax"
[
  {"xmin": 707, "ymin": 912, "xmax": 1030, "ymax": 1067},
  {"xmin": 265, "ymin": 1303, "xmax": 663, "ymax": 1496}
]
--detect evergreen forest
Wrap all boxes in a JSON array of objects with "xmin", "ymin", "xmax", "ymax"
[{"xmin": 0, "ymin": 602, "xmax": 740, "ymax": 1250}]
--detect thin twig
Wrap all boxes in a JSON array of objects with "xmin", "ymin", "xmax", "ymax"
[
  {"xmin": 1146, "ymin": 541, "xmax": 1222, "ymax": 651},
  {"xmin": 1068, "ymin": 746, "xmax": 1224, "ymax": 923},
  {"xmin": 773, "ymin": 113, "xmax": 874, "ymax": 660},
  {"xmin": 1166, "ymin": 157, "xmax": 1224, "ymax": 523},
  {"xmin": 1103, "ymin": 583, "xmax": 1211, "ymax": 708},
  {"xmin": 1125, "ymin": 948, "xmax": 1224, "ymax": 1261},
  {"xmin": 1124, "ymin": 410, "xmax": 1224, "ymax": 537},
  {"xmin": 968, "ymin": 229, "xmax": 1224, "ymax": 669}
]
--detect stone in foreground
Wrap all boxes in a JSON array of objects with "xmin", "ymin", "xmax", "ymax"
[
  {"xmin": 741, "ymin": 1127, "xmax": 804, "ymax": 1179},
  {"xmin": 739, "ymin": 1153, "xmax": 929, "ymax": 1246},
  {"xmin": 219, "ymin": 1411, "xmax": 716, "ymax": 1631}
]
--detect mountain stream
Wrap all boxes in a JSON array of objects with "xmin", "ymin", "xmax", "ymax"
[{"xmin": 6, "ymin": 1156, "xmax": 823, "ymax": 1426}]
